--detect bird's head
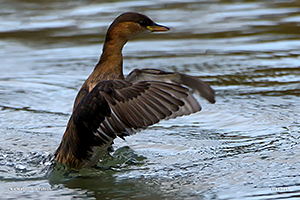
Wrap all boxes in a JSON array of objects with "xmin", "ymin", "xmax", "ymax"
[{"xmin": 105, "ymin": 12, "xmax": 170, "ymax": 42}]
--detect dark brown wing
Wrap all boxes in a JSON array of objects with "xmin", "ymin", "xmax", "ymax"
[
  {"xmin": 126, "ymin": 68, "xmax": 215, "ymax": 103},
  {"xmin": 55, "ymin": 79, "xmax": 201, "ymax": 169}
]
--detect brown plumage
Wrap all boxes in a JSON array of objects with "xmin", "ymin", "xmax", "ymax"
[{"xmin": 55, "ymin": 12, "xmax": 215, "ymax": 169}]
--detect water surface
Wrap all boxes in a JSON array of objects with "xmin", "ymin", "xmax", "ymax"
[{"xmin": 1, "ymin": 0, "xmax": 300, "ymax": 199}]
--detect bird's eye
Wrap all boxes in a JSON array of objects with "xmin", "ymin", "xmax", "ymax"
[{"xmin": 139, "ymin": 20, "xmax": 147, "ymax": 26}]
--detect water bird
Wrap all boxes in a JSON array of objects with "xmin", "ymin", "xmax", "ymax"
[{"xmin": 55, "ymin": 12, "xmax": 215, "ymax": 169}]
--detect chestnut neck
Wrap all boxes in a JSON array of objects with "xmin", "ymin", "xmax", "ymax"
[{"xmin": 93, "ymin": 30, "xmax": 128, "ymax": 80}]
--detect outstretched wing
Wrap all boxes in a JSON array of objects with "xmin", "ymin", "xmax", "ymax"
[
  {"xmin": 55, "ymin": 79, "xmax": 204, "ymax": 168},
  {"xmin": 126, "ymin": 68, "xmax": 215, "ymax": 104}
]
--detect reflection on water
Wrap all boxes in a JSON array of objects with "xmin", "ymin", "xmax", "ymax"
[{"xmin": 1, "ymin": 0, "xmax": 300, "ymax": 199}]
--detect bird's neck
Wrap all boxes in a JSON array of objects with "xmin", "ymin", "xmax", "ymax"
[
  {"xmin": 72, "ymin": 38, "xmax": 127, "ymax": 111},
  {"xmin": 93, "ymin": 38, "xmax": 127, "ymax": 81}
]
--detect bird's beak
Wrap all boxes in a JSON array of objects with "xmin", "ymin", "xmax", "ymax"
[{"xmin": 147, "ymin": 23, "xmax": 170, "ymax": 32}]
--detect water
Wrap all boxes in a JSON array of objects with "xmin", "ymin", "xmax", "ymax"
[{"xmin": 1, "ymin": 0, "xmax": 300, "ymax": 199}]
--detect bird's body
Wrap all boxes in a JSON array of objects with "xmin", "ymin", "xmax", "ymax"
[{"xmin": 55, "ymin": 12, "xmax": 215, "ymax": 169}]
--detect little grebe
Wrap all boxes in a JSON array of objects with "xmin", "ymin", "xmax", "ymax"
[{"xmin": 55, "ymin": 12, "xmax": 215, "ymax": 169}]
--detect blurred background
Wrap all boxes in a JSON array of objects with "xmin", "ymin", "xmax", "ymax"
[{"xmin": 0, "ymin": 0, "xmax": 300, "ymax": 199}]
